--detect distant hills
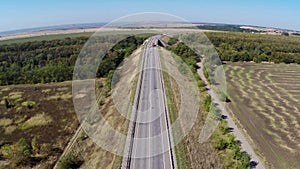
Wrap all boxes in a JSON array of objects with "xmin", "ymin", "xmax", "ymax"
[
  {"xmin": 195, "ymin": 23, "xmax": 300, "ymax": 36},
  {"xmin": 1, "ymin": 22, "xmax": 299, "ymax": 37},
  {"xmin": 0, "ymin": 23, "xmax": 105, "ymax": 36}
]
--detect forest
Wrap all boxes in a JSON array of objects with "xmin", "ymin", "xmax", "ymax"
[
  {"xmin": 198, "ymin": 24, "xmax": 260, "ymax": 33},
  {"xmin": 0, "ymin": 34, "xmax": 151, "ymax": 86},
  {"xmin": 1, "ymin": 31, "xmax": 300, "ymax": 86},
  {"xmin": 205, "ymin": 32, "xmax": 300, "ymax": 64}
]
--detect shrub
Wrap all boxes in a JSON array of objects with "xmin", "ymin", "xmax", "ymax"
[
  {"xmin": 212, "ymin": 137, "xmax": 228, "ymax": 150},
  {"xmin": 167, "ymin": 37, "xmax": 178, "ymax": 46},
  {"xmin": 239, "ymin": 152, "xmax": 251, "ymax": 168}
]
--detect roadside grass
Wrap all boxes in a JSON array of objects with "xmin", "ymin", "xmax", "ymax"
[
  {"xmin": 159, "ymin": 45, "xmax": 225, "ymax": 168},
  {"xmin": 8, "ymin": 92, "xmax": 23, "ymax": 100},
  {"xmin": 55, "ymin": 46, "xmax": 144, "ymax": 169},
  {"xmin": 129, "ymin": 47, "xmax": 145, "ymax": 104},
  {"xmin": 21, "ymin": 101, "xmax": 36, "ymax": 109},
  {"xmin": 160, "ymin": 36, "xmax": 254, "ymax": 168},
  {"xmin": 0, "ymin": 87, "xmax": 10, "ymax": 92},
  {"xmin": 159, "ymin": 48, "xmax": 189, "ymax": 169},
  {"xmin": 4, "ymin": 125, "xmax": 16, "ymax": 135},
  {"xmin": 163, "ymin": 71, "xmax": 189, "ymax": 169},
  {"xmin": 14, "ymin": 115, "xmax": 27, "ymax": 124},
  {"xmin": 47, "ymin": 92, "xmax": 72, "ymax": 101},
  {"xmin": 41, "ymin": 89, "xmax": 51, "ymax": 93},
  {"xmin": 0, "ymin": 118, "xmax": 13, "ymax": 127},
  {"xmin": 129, "ymin": 75, "xmax": 139, "ymax": 104},
  {"xmin": 19, "ymin": 112, "xmax": 52, "ymax": 130},
  {"xmin": 56, "ymin": 87, "xmax": 69, "ymax": 92},
  {"xmin": 54, "ymin": 78, "xmax": 128, "ymax": 169}
]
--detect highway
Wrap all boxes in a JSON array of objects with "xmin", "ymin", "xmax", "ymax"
[{"xmin": 122, "ymin": 36, "xmax": 176, "ymax": 169}]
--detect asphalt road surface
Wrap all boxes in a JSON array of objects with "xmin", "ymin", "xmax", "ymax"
[{"xmin": 123, "ymin": 36, "xmax": 176, "ymax": 169}]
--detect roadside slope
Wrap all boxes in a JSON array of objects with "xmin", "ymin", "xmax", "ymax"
[{"xmin": 197, "ymin": 61, "xmax": 265, "ymax": 169}]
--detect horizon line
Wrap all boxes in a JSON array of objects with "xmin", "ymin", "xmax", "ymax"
[{"xmin": 1, "ymin": 21, "xmax": 299, "ymax": 37}]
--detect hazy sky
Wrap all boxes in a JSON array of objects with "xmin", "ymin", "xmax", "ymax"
[{"xmin": 1, "ymin": 0, "xmax": 299, "ymax": 32}]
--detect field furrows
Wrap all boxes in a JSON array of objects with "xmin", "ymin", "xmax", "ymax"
[{"xmin": 225, "ymin": 63, "xmax": 300, "ymax": 168}]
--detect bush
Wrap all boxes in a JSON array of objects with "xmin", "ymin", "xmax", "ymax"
[
  {"xmin": 212, "ymin": 137, "xmax": 228, "ymax": 150},
  {"xmin": 167, "ymin": 37, "xmax": 178, "ymax": 46},
  {"xmin": 218, "ymin": 120, "xmax": 229, "ymax": 135},
  {"xmin": 239, "ymin": 152, "xmax": 251, "ymax": 168},
  {"xmin": 212, "ymin": 120, "xmax": 251, "ymax": 168}
]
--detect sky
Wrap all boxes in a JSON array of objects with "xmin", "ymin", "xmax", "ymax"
[{"xmin": 0, "ymin": 0, "xmax": 299, "ymax": 32}]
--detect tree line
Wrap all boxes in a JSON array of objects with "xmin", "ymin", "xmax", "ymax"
[
  {"xmin": 0, "ymin": 34, "xmax": 152, "ymax": 86},
  {"xmin": 205, "ymin": 32, "xmax": 300, "ymax": 64}
]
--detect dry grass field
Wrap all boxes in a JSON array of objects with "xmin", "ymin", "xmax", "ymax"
[
  {"xmin": 0, "ymin": 81, "xmax": 79, "ymax": 168},
  {"xmin": 225, "ymin": 62, "xmax": 300, "ymax": 169}
]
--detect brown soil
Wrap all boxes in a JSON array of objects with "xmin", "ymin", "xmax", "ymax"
[{"xmin": 225, "ymin": 62, "xmax": 300, "ymax": 169}]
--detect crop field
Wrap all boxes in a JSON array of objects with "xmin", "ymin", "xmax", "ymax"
[
  {"xmin": 0, "ymin": 81, "xmax": 79, "ymax": 168},
  {"xmin": 0, "ymin": 32, "xmax": 93, "ymax": 45},
  {"xmin": 225, "ymin": 62, "xmax": 300, "ymax": 169}
]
